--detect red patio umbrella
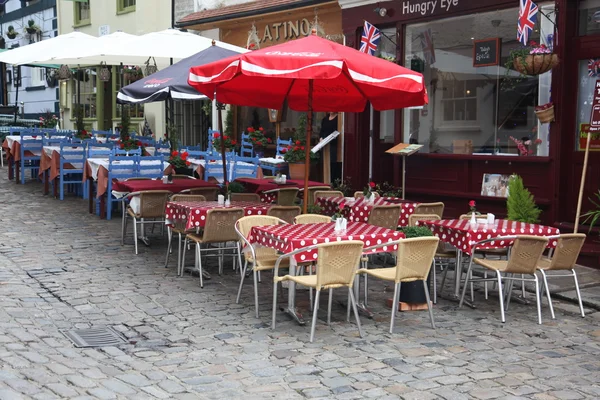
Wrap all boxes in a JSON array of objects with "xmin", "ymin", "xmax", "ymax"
[{"xmin": 188, "ymin": 32, "xmax": 428, "ymax": 212}]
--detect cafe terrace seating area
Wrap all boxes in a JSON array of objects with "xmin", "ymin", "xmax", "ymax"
[{"xmin": 1, "ymin": 127, "xmax": 589, "ymax": 342}]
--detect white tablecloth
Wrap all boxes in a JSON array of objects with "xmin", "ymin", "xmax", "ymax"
[
  {"xmin": 188, "ymin": 158, "xmax": 257, "ymax": 182},
  {"xmin": 86, "ymin": 158, "xmax": 169, "ymax": 181},
  {"xmin": 43, "ymin": 145, "xmax": 85, "ymax": 168}
]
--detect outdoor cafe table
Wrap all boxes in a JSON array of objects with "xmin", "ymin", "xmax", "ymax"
[
  {"xmin": 234, "ymin": 178, "xmax": 328, "ymax": 203},
  {"xmin": 39, "ymin": 145, "xmax": 85, "ymax": 196},
  {"xmin": 248, "ymin": 221, "xmax": 404, "ymax": 324},
  {"xmin": 420, "ymin": 218, "xmax": 560, "ymax": 301},
  {"xmin": 317, "ymin": 196, "xmax": 420, "ymax": 227},
  {"xmin": 2, "ymin": 135, "xmax": 43, "ymax": 182},
  {"xmin": 165, "ymin": 200, "xmax": 272, "ymax": 230}
]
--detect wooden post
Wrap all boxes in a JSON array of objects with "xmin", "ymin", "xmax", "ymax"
[{"xmin": 575, "ymin": 131, "xmax": 591, "ymax": 233}]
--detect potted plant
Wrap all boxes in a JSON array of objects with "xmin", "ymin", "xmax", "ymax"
[
  {"xmin": 535, "ymin": 102, "xmax": 555, "ymax": 123},
  {"xmin": 581, "ymin": 190, "xmax": 600, "ymax": 232},
  {"xmin": 507, "ymin": 41, "xmax": 559, "ymax": 76},
  {"xmin": 25, "ymin": 20, "xmax": 40, "ymax": 35},
  {"xmin": 509, "ymin": 135, "xmax": 543, "ymax": 156},
  {"xmin": 39, "ymin": 110, "xmax": 58, "ymax": 128},
  {"xmin": 282, "ymin": 139, "xmax": 319, "ymax": 180},
  {"xmin": 165, "ymin": 124, "xmax": 179, "ymax": 152},
  {"xmin": 73, "ymin": 105, "xmax": 91, "ymax": 140},
  {"xmin": 507, "ymin": 174, "xmax": 542, "ymax": 223},
  {"xmin": 246, "ymin": 126, "xmax": 271, "ymax": 157},
  {"xmin": 123, "ymin": 65, "xmax": 143, "ymax": 82},
  {"xmin": 6, "ymin": 25, "xmax": 18, "ymax": 39},
  {"xmin": 168, "ymin": 150, "xmax": 192, "ymax": 174},
  {"xmin": 212, "ymin": 132, "xmax": 237, "ymax": 153}
]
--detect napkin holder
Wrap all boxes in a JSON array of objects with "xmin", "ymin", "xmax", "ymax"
[
  {"xmin": 162, "ymin": 175, "xmax": 168, "ymax": 184},
  {"xmin": 487, "ymin": 213, "xmax": 495, "ymax": 224},
  {"xmin": 217, "ymin": 194, "xmax": 225, "ymax": 205},
  {"xmin": 470, "ymin": 213, "xmax": 477, "ymax": 225},
  {"xmin": 225, "ymin": 198, "xmax": 231, "ymax": 207},
  {"xmin": 334, "ymin": 217, "xmax": 347, "ymax": 232}
]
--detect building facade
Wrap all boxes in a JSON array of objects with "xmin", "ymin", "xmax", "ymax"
[
  {"xmin": 0, "ymin": 0, "xmax": 58, "ymax": 119},
  {"xmin": 56, "ymin": 0, "xmax": 172, "ymax": 133}
]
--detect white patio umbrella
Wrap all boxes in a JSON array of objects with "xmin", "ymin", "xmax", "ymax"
[{"xmin": 0, "ymin": 31, "xmax": 98, "ymax": 66}]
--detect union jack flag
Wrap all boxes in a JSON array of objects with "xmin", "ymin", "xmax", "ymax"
[
  {"xmin": 360, "ymin": 21, "xmax": 380, "ymax": 55},
  {"xmin": 517, "ymin": 0, "xmax": 538, "ymax": 46},
  {"xmin": 420, "ymin": 29, "xmax": 436, "ymax": 65}
]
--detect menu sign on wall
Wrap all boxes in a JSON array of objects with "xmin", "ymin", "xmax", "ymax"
[{"xmin": 473, "ymin": 38, "xmax": 501, "ymax": 67}]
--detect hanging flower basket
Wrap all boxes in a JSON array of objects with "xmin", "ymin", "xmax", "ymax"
[
  {"xmin": 513, "ymin": 54, "xmax": 559, "ymax": 76},
  {"xmin": 57, "ymin": 65, "xmax": 72, "ymax": 80},
  {"xmin": 535, "ymin": 102, "xmax": 555, "ymax": 123}
]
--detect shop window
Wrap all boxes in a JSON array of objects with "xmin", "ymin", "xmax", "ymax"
[
  {"xmin": 74, "ymin": 0, "xmax": 90, "ymax": 27},
  {"xmin": 30, "ymin": 67, "xmax": 45, "ymax": 87},
  {"xmin": 117, "ymin": 0, "xmax": 136, "ymax": 14},
  {"xmin": 72, "ymin": 69, "xmax": 97, "ymax": 119},
  {"xmin": 575, "ymin": 59, "xmax": 600, "ymax": 151},
  {"xmin": 376, "ymin": 27, "xmax": 396, "ymax": 143},
  {"xmin": 403, "ymin": 3, "xmax": 554, "ymax": 156},
  {"xmin": 579, "ymin": 0, "xmax": 600, "ymax": 36}
]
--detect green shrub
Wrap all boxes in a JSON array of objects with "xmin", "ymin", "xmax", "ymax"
[
  {"xmin": 507, "ymin": 175, "xmax": 541, "ymax": 223},
  {"xmin": 399, "ymin": 226, "xmax": 434, "ymax": 238}
]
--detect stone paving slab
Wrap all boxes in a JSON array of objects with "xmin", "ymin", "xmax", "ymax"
[{"xmin": 0, "ymin": 169, "xmax": 599, "ymax": 399}]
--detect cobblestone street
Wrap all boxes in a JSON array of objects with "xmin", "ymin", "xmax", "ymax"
[{"xmin": 1, "ymin": 172, "xmax": 599, "ymax": 400}]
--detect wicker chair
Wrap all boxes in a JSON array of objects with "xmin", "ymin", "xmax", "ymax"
[
  {"xmin": 294, "ymin": 214, "xmax": 332, "ymax": 224},
  {"xmin": 538, "ymin": 234, "xmax": 586, "ymax": 318},
  {"xmin": 459, "ymin": 235, "xmax": 549, "ymax": 324},
  {"xmin": 267, "ymin": 206, "xmax": 301, "ymax": 224},
  {"xmin": 121, "ymin": 190, "xmax": 172, "ymax": 255},
  {"xmin": 179, "ymin": 187, "xmax": 219, "ymax": 201},
  {"xmin": 354, "ymin": 191, "xmax": 381, "ymax": 199},
  {"xmin": 235, "ymin": 216, "xmax": 289, "ymax": 317},
  {"xmin": 230, "ymin": 193, "xmax": 262, "ymax": 202},
  {"xmin": 367, "ymin": 204, "xmax": 402, "ymax": 230},
  {"xmin": 182, "ymin": 208, "xmax": 245, "ymax": 287},
  {"xmin": 263, "ymin": 187, "xmax": 299, "ymax": 206},
  {"xmin": 164, "ymin": 194, "xmax": 207, "ymax": 273},
  {"xmin": 414, "ymin": 202, "xmax": 445, "ymax": 218},
  {"xmin": 272, "ymin": 241, "xmax": 365, "ymax": 342},
  {"xmin": 300, "ymin": 186, "xmax": 331, "ymax": 205},
  {"xmin": 358, "ymin": 237, "xmax": 439, "ymax": 333},
  {"xmin": 313, "ymin": 190, "xmax": 344, "ymax": 204}
]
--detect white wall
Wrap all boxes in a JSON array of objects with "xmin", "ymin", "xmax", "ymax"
[{"xmin": 2, "ymin": 0, "xmax": 58, "ymax": 117}]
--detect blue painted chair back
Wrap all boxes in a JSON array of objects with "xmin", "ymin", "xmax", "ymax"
[
  {"xmin": 10, "ymin": 127, "xmax": 29, "ymax": 136},
  {"xmin": 232, "ymin": 154, "xmax": 260, "ymax": 180},
  {"xmin": 207, "ymin": 129, "xmax": 219, "ymax": 152},
  {"xmin": 19, "ymin": 132, "xmax": 43, "ymax": 184},
  {"xmin": 154, "ymin": 141, "xmax": 171, "ymax": 156},
  {"xmin": 87, "ymin": 142, "xmax": 114, "ymax": 158},
  {"xmin": 181, "ymin": 147, "xmax": 207, "ymax": 159},
  {"xmin": 108, "ymin": 155, "xmax": 139, "ymax": 180},
  {"xmin": 276, "ymin": 138, "xmax": 293, "ymax": 157},
  {"xmin": 113, "ymin": 146, "xmax": 142, "ymax": 156},
  {"xmin": 240, "ymin": 133, "xmax": 254, "ymax": 157},
  {"xmin": 203, "ymin": 156, "xmax": 227, "ymax": 182},
  {"xmin": 43, "ymin": 136, "xmax": 68, "ymax": 146},
  {"xmin": 138, "ymin": 155, "xmax": 165, "ymax": 179},
  {"xmin": 134, "ymin": 136, "xmax": 156, "ymax": 147},
  {"xmin": 57, "ymin": 143, "xmax": 86, "ymax": 200}
]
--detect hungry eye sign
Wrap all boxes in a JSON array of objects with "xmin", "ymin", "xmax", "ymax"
[{"xmin": 473, "ymin": 38, "xmax": 501, "ymax": 67}]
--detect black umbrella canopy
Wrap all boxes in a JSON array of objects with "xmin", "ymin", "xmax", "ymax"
[{"xmin": 117, "ymin": 45, "xmax": 241, "ymax": 104}]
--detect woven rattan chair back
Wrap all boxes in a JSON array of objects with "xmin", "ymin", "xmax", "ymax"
[
  {"xmin": 408, "ymin": 213, "xmax": 441, "ymax": 227},
  {"xmin": 313, "ymin": 190, "xmax": 343, "ymax": 204},
  {"xmin": 294, "ymin": 214, "xmax": 332, "ymax": 224},
  {"xmin": 138, "ymin": 190, "xmax": 172, "ymax": 219},
  {"xmin": 186, "ymin": 187, "xmax": 219, "ymax": 201},
  {"xmin": 414, "ymin": 202, "xmax": 445, "ymax": 218},
  {"xmin": 231, "ymin": 193, "xmax": 262, "ymax": 202},
  {"xmin": 367, "ymin": 205, "xmax": 402, "ymax": 230},
  {"xmin": 304, "ymin": 186, "xmax": 332, "ymax": 204},
  {"xmin": 170, "ymin": 194, "xmax": 206, "ymax": 202},
  {"xmin": 203, "ymin": 208, "xmax": 245, "ymax": 243},
  {"xmin": 394, "ymin": 237, "xmax": 439, "ymax": 282},
  {"xmin": 276, "ymin": 187, "xmax": 299, "ymax": 205},
  {"xmin": 548, "ymin": 234, "xmax": 586, "ymax": 270},
  {"xmin": 505, "ymin": 235, "xmax": 549, "ymax": 274},
  {"xmin": 354, "ymin": 191, "xmax": 381, "ymax": 199},
  {"xmin": 315, "ymin": 241, "xmax": 364, "ymax": 290},
  {"xmin": 459, "ymin": 214, "xmax": 489, "ymax": 220},
  {"xmin": 267, "ymin": 206, "xmax": 301, "ymax": 224},
  {"xmin": 236, "ymin": 215, "xmax": 284, "ymax": 262}
]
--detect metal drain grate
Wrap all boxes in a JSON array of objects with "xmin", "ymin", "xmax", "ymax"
[{"xmin": 62, "ymin": 327, "xmax": 126, "ymax": 348}]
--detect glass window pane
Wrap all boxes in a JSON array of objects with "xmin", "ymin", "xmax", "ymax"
[
  {"xmin": 575, "ymin": 59, "xmax": 600, "ymax": 151},
  {"xmin": 579, "ymin": 0, "xmax": 600, "ymax": 36}
]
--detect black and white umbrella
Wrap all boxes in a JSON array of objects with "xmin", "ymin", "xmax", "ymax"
[{"xmin": 117, "ymin": 45, "xmax": 242, "ymax": 104}]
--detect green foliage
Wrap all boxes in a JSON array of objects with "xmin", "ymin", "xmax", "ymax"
[
  {"xmin": 224, "ymin": 108, "xmax": 233, "ymax": 138},
  {"xmin": 399, "ymin": 226, "xmax": 434, "ymax": 238},
  {"xmin": 166, "ymin": 124, "xmax": 179, "ymax": 151},
  {"xmin": 506, "ymin": 175, "xmax": 541, "ymax": 223},
  {"xmin": 119, "ymin": 105, "xmax": 131, "ymax": 141},
  {"xmin": 332, "ymin": 177, "xmax": 353, "ymax": 196},
  {"xmin": 306, "ymin": 204, "xmax": 323, "ymax": 215},
  {"xmin": 227, "ymin": 181, "xmax": 245, "ymax": 194},
  {"xmin": 375, "ymin": 181, "xmax": 403, "ymax": 198},
  {"xmin": 581, "ymin": 190, "xmax": 600, "ymax": 231},
  {"xmin": 74, "ymin": 104, "xmax": 85, "ymax": 135},
  {"xmin": 251, "ymin": 109, "xmax": 261, "ymax": 130},
  {"xmin": 297, "ymin": 113, "xmax": 307, "ymax": 140}
]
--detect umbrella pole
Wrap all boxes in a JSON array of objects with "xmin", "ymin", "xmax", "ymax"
[
  {"xmin": 303, "ymin": 80, "xmax": 313, "ymax": 214},
  {"xmin": 217, "ymin": 102, "xmax": 228, "ymax": 186}
]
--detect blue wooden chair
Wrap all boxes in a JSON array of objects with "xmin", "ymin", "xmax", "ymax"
[
  {"xmin": 240, "ymin": 133, "xmax": 254, "ymax": 157},
  {"xmin": 207, "ymin": 129, "xmax": 220, "ymax": 153},
  {"xmin": 134, "ymin": 136, "xmax": 156, "ymax": 147},
  {"xmin": 154, "ymin": 141, "xmax": 171, "ymax": 156},
  {"xmin": 232, "ymin": 154, "xmax": 260, "ymax": 180},
  {"xmin": 138, "ymin": 155, "xmax": 165, "ymax": 179},
  {"xmin": 87, "ymin": 142, "xmax": 114, "ymax": 158},
  {"xmin": 56, "ymin": 143, "xmax": 86, "ymax": 200},
  {"xmin": 113, "ymin": 146, "xmax": 142, "ymax": 156},
  {"xmin": 106, "ymin": 155, "xmax": 140, "ymax": 220},
  {"xmin": 42, "ymin": 136, "xmax": 68, "ymax": 146},
  {"xmin": 260, "ymin": 137, "xmax": 291, "ymax": 176},
  {"xmin": 204, "ymin": 156, "xmax": 228, "ymax": 182},
  {"xmin": 19, "ymin": 132, "xmax": 43, "ymax": 184}
]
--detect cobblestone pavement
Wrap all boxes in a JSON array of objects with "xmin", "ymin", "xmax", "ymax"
[{"xmin": 1, "ymin": 171, "xmax": 599, "ymax": 400}]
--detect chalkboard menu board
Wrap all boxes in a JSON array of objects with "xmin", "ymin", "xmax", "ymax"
[{"xmin": 473, "ymin": 38, "xmax": 501, "ymax": 67}]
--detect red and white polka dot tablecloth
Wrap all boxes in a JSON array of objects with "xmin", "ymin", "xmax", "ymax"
[
  {"xmin": 316, "ymin": 196, "xmax": 419, "ymax": 227},
  {"xmin": 420, "ymin": 219, "xmax": 560, "ymax": 256},
  {"xmin": 165, "ymin": 200, "xmax": 272, "ymax": 230},
  {"xmin": 249, "ymin": 222, "xmax": 404, "ymax": 263}
]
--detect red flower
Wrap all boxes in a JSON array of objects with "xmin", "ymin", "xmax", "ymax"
[
  {"xmin": 185, "ymin": 161, "xmax": 191, "ymax": 166},
  {"xmin": 534, "ymin": 138, "xmax": 543, "ymax": 145},
  {"xmin": 181, "ymin": 151, "xmax": 188, "ymax": 160},
  {"xmin": 259, "ymin": 127, "xmax": 264, "ymax": 131},
  {"xmin": 213, "ymin": 133, "xmax": 220, "ymax": 138},
  {"xmin": 267, "ymin": 138, "xmax": 272, "ymax": 143},
  {"xmin": 224, "ymin": 136, "xmax": 229, "ymax": 140},
  {"xmin": 172, "ymin": 151, "xmax": 179, "ymax": 157},
  {"xmin": 119, "ymin": 143, "xmax": 125, "ymax": 149},
  {"xmin": 164, "ymin": 132, "xmax": 168, "ymax": 138},
  {"xmin": 300, "ymin": 146, "xmax": 305, "ymax": 151},
  {"xmin": 369, "ymin": 182, "xmax": 376, "ymax": 188},
  {"xmin": 281, "ymin": 148, "xmax": 287, "ymax": 154},
  {"xmin": 294, "ymin": 146, "xmax": 299, "ymax": 151},
  {"xmin": 247, "ymin": 127, "xmax": 255, "ymax": 132},
  {"xmin": 295, "ymin": 140, "xmax": 301, "ymax": 145},
  {"xmin": 469, "ymin": 200, "xmax": 476, "ymax": 208},
  {"xmin": 136, "ymin": 141, "xmax": 142, "ymax": 146},
  {"xmin": 231, "ymin": 140, "xmax": 237, "ymax": 145}
]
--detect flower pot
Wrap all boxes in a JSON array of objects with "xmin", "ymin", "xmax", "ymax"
[
  {"xmin": 26, "ymin": 28, "xmax": 38, "ymax": 35},
  {"xmin": 288, "ymin": 162, "xmax": 306, "ymax": 180},
  {"xmin": 6, "ymin": 33, "xmax": 17, "ymax": 39},
  {"xmin": 174, "ymin": 167, "xmax": 193, "ymax": 176},
  {"xmin": 513, "ymin": 54, "xmax": 559, "ymax": 76},
  {"xmin": 535, "ymin": 105, "xmax": 555, "ymax": 123}
]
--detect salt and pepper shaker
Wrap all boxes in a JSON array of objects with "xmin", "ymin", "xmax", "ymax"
[{"xmin": 470, "ymin": 212, "xmax": 477, "ymax": 225}]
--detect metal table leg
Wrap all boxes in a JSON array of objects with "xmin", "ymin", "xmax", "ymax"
[{"xmin": 284, "ymin": 263, "xmax": 306, "ymax": 325}]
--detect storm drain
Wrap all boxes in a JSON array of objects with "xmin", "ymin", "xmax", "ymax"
[{"xmin": 62, "ymin": 327, "xmax": 126, "ymax": 348}]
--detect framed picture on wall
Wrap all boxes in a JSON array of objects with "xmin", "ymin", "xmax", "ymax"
[{"xmin": 481, "ymin": 173, "xmax": 511, "ymax": 198}]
